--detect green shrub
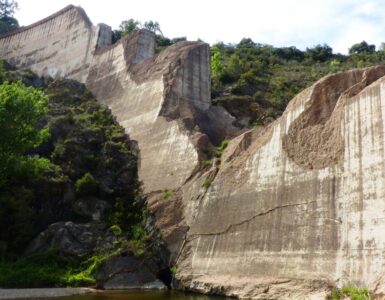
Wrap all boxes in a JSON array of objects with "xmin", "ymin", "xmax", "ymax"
[
  {"xmin": 214, "ymin": 139, "xmax": 229, "ymax": 158},
  {"xmin": 201, "ymin": 160, "xmax": 212, "ymax": 167},
  {"xmin": 109, "ymin": 225, "xmax": 122, "ymax": 236},
  {"xmin": 0, "ymin": 81, "xmax": 48, "ymax": 186},
  {"xmin": 202, "ymin": 177, "xmax": 212, "ymax": 189},
  {"xmin": 75, "ymin": 172, "xmax": 98, "ymax": 196},
  {"xmin": 163, "ymin": 189, "xmax": 172, "ymax": 199},
  {"xmin": 330, "ymin": 286, "xmax": 371, "ymax": 300}
]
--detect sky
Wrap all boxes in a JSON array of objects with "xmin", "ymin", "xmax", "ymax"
[{"xmin": 14, "ymin": 0, "xmax": 385, "ymax": 54}]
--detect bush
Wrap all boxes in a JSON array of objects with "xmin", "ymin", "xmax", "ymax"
[
  {"xmin": 202, "ymin": 177, "xmax": 212, "ymax": 189},
  {"xmin": 75, "ymin": 172, "xmax": 98, "ymax": 196},
  {"xmin": 163, "ymin": 189, "xmax": 172, "ymax": 199},
  {"xmin": 330, "ymin": 286, "xmax": 370, "ymax": 300},
  {"xmin": 0, "ymin": 81, "xmax": 49, "ymax": 186}
]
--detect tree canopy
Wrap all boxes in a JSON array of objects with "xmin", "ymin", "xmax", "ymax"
[
  {"xmin": 117, "ymin": 18, "xmax": 164, "ymax": 38},
  {"xmin": 0, "ymin": 81, "xmax": 48, "ymax": 186},
  {"xmin": 349, "ymin": 41, "xmax": 376, "ymax": 54},
  {"xmin": 0, "ymin": 0, "xmax": 18, "ymax": 34},
  {"xmin": 119, "ymin": 18, "xmax": 141, "ymax": 36},
  {"xmin": 210, "ymin": 38, "xmax": 385, "ymax": 127},
  {"xmin": 0, "ymin": 0, "xmax": 18, "ymax": 18},
  {"xmin": 0, "ymin": 15, "xmax": 18, "ymax": 33}
]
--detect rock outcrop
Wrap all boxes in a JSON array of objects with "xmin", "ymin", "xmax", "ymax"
[
  {"xmin": 95, "ymin": 256, "xmax": 167, "ymax": 290},
  {"xmin": 4, "ymin": 5, "xmax": 385, "ymax": 299}
]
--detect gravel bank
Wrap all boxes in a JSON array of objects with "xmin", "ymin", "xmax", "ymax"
[{"xmin": 0, "ymin": 288, "xmax": 95, "ymax": 299}]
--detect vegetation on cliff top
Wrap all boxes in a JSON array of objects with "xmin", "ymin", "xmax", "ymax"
[
  {"xmin": 0, "ymin": 0, "xmax": 19, "ymax": 34},
  {"xmin": 210, "ymin": 39, "xmax": 385, "ymax": 127},
  {"xmin": 113, "ymin": 18, "xmax": 385, "ymax": 129}
]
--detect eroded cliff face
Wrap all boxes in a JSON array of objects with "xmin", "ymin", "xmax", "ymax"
[
  {"xmin": 173, "ymin": 66, "xmax": 385, "ymax": 299},
  {"xmin": 4, "ymin": 5, "xmax": 385, "ymax": 299}
]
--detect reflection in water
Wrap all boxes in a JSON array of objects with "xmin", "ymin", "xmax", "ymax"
[{"xmin": 57, "ymin": 290, "xmax": 228, "ymax": 300}]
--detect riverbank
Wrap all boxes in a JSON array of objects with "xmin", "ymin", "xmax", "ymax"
[{"xmin": 0, "ymin": 288, "xmax": 95, "ymax": 299}]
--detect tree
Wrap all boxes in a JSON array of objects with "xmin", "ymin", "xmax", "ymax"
[
  {"xmin": 0, "ymin": 15, "xmax": 18, "ymax": 33},
  {"xmin": 305, "ymin": 44, "xmax": 333, "ymax": 62},
  {"xmin": 119, "ymin": 19, "xmax": 141, "ymax": 37},
  {"xmin": 0, "ymin": 0, "xmax": 18, "ymax": 18},
  {"xmin": 0, "ymin": 0, "xmax": 18, "ymax": 34},
  {"xmin": 143, "ymin": 20, "xmax": 162, "ymax": 35},
  {"xmin": 0, "ymin": 81, "xmax": 49, "ymax": 186},
  {"xmin": 349, "ymin": 41, "xmax": 376, "ymax": 54},
  {"xmin": 237, "ymin": 38, "xmax": 255, "ymax": 48}
]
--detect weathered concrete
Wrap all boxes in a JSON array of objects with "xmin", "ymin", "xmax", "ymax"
[
  {"xmin": 4, "ymin": 5, "xmax": 385, "ymax": 299},
  {"xmin": 0, "ymin": 5, "xmax": 111, "ymax": 82},
  {"xmin": 173, "ymin": 66, "xmax": 385, "ymax": 298}
]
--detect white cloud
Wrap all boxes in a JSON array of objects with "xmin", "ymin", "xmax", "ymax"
[{"xmin": 14, "ymin": 0, "xmax": 385, "ymax": 54}]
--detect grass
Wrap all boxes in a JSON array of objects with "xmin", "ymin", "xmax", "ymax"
[
  {"xmin": 330, "ymin": 286, "xmax": 371, "ymax": 300},
  {"xmin": 201, "ymin": 159, "xmax": 212, "ymax": 167},
  {"xmin": 0, "ymin": 250, "xmax": 118, "ymax": 288},
  {"xmin": 214, "ymin": 139, "xmax": 229, "ymax": 158},
  {"xmin": 163, "ymin": 189, "xmax": 172, "ymax": 199},
  {"xmin": 202, "ymin": 177, "xmax": 212, "ymax": 189}
]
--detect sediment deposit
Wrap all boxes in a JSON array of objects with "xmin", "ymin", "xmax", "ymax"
[{"xmin": 3, "ymin": 5, "xmax": 385, "ymax": 299}]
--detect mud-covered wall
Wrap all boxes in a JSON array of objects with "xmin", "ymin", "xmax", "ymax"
[{"xmin": 0, "ymin": 5, "xmax": 111, "ymax": 82}]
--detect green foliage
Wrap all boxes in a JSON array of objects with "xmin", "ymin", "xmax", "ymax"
[
  {"xmin": 349, "ymin": 41, "xmax": 376, "ymax": 55},
  {"xmin": 75, "ymin": 172, "xmax": 98, "ymax": 196},
  {"xmin": 211, "ymin": 46, "xmax": 225, "ymax": 79},
  {"xmin": 201, "ymin": 159, "xmax": 212, "ymax": 167},
  {"xmin": 64, "ymin": 251, "xmax": 119, "ymax": 286},
  {"xmin": 305, "ymin": 44, "xmax": 333, "ymax": 62},
  {"xmin": 211, "ymin": 38, "xmax": 385, "ymax": 127},
  {"xmin": 214, "ymin": 139, "xmax": 229, "ymax": 158},
  {"xmin": 163, "ymin": 189, "xmax": 172, "ymax": 199},
  {"xmin": 0, "ymin": 250, "xmax": 121, "ymax": 288},
  {"xmin": 170, "ymin": 266, "xmax": 177, "ymax": 275},
  {"xmin": 202, "ymin": 177, "xmax": 212, "ymax": 189},
  {"xmin": 118, "ymin": 19, "xmax": 163, "ymax": 39},
  {"xmin": 0, "ymin": 71, "xmax": 140, "ymax": 257},
  {"xmin": 109, "ymin": 225, "xmax": 122, "ymax": 236},
  {"xmin": 0, "ymin": 0, "xmax": 18, "ymax": 18},
  {"xmin": 0, "ymin": 81, "xmax": 48, "ymax": 186},
  {"xmin": 0, "ymin": 16, "xmax": 18, "ymax": 33},
  {"xmin": 119, "ymin": 18, "xmax": 141, "ymax": 36},
  {"xmin": 143, "ymin": 20, "xmax": 162, "ymax": 35},
  {"xmin": 330, "ymin": 286, "xmax": 371, "ymax": 300}
]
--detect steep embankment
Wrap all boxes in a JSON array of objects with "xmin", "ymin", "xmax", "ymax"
[
  {"xmin": 4, "ymin": 5, "xmax": 385, "ymax": 299},
  {"xmin": 173, "ymin": 65, "xmax": 385, "ymax": 299}
]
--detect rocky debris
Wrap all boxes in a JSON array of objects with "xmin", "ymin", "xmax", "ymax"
[
  {"xmin": 282, "ymin": 65, "xmax": 385, "ymax": 169},
  {"xmin": 95, "ymin": 255, "xmax": 167, "ymax": 290},
  {"xmin": 24, "ymin": 222, "xmax": 112, "ymax": 258}
]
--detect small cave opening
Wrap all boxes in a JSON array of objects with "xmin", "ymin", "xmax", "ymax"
[{"xmin": 158, "ymin": 267, "xmax": 173, "ymax": 288}]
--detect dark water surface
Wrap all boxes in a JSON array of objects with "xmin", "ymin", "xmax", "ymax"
[{"xmin": 58, "ymin": 290, "xmax": 228, "ymax": 300}]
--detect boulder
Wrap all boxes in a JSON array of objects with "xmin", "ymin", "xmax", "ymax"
[
  {"xmin": 25, "ymin": 221, "xmax": 109, "ymax": 258},
  {"xmin": 95, "ymin": 255, "xmax": 167, "ymax": 290}
]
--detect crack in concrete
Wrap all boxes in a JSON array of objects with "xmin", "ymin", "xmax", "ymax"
[{"xmin": 188, "ymin": 200, "xmax": 317, "ymax": 239}]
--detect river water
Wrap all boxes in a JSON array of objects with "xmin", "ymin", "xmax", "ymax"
[{"xmin": 58, "ymin": 290, "xmax": 228, "ymax": 300}]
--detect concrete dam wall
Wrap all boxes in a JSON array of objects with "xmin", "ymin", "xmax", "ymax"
[{"xmin": 3, "ymin": 5, "xmax": 385, "ymax": 299}]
